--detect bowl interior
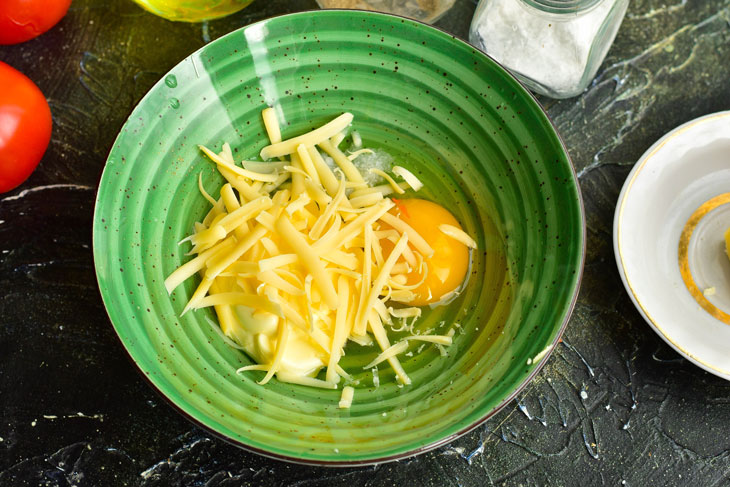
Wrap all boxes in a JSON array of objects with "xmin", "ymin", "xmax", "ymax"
[{"xmin": 93, "ymin": 10, "xmax": 583, "ymax": 464}]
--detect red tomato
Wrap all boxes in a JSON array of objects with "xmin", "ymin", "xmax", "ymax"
[
  {"xmin": 0, "ymin": 61, "xmax": 52, "ymax": 193},
  {"xmin": 0, "ymin": 0, "xmax": 72, "ymax": 45}
]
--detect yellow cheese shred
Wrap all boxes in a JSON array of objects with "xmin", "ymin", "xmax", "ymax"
[
  {"xmin": 306, "ymin": 145, "xmax": 340, "ymax": 196},
  {"xmin": 164, "ymin": 238, "xmax": 234, "ymax": 293},
  {"xmin": 405, "ymin": 335, "xmax": 453, "ymax": 345},
  {"xmin": 319, "ymin": 139, "xmax": 365, "ymax": 184},
  {"xmin": 327, "ymin": 275, "xmax": 351, "ymax": 383},
  {"xmin": 194, "ymin": 292, "xmax": 283, "ymax": 317},
  {"xmin": 276, "ymin": 214, "xmax": 339, "ymax": 310},
  {"xmin": 347, "ymin": 148, "xmax": 373, "ymax": 161},
  {"xmin": 260, "ymin": 112, "xmax": 354, "ymax": 159},
  {"xmin": 392, "ymin": 165, "xmax": 424, "ymax": 191},
  {"xmin": 338, "ymin": 385, "xmax": 355, "ymax": 408},
  {"xmin": 165, "ymin": 110, "xmax": 468, "ymax": 406},
  {"xmin": 261, "ymin": 107, "xmax": 282, "ymax": 144},
  {"xmin": 354, "ymin": 234, "xmax": 409, "ymax": 335},
  {"xmin": 199, "ymin": 145, "xmax": 280, "ymax": 183},
  {"xmin": 369, "ymin": 168, "xmax": 405, "ymax": 195},
  {"xmin": 259, "ymin": 320, "xmax": 289, "ymax": 385},
  {"xmin": 278, "ymin": 372, "xmax": 338, "ymax": 389},
  {"xmin": 362, "ymin": 341, "xmax": 409, "ymax": 369},
  {"xmin": 379, "ymin": 212, "xmax": 434, "ymax": 258},
  {"xmin": 439, "ymin": 224, "xmax": 478, "ymax": 249},
  {"xmin": 258, "ymin": 254, "xmax": 298, "ymax": 272}
]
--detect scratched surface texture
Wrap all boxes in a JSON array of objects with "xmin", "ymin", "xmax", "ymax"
[{"xmin": 1, "ymin": 0, "xmax": 730, "ymax": 485}]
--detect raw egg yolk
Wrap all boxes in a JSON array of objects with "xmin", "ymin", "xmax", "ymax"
[{"xmin": 386, "ymin": 198, "xmax": 470, "ymax": 306}]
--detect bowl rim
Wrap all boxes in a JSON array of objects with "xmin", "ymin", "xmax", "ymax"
[
  {"xmin": 613, "ymin": 110, "xmax": 730, "ymax": 381},
  {"xmin": 92, "ymin": 8, "xmax": 586, "ymax": 467}
]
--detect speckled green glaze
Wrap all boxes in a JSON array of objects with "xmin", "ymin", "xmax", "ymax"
[{"xmin": 93, "ymin": 10, "xmax": 584, "ymax": 465}]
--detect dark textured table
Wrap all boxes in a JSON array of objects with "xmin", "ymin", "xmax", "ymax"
[{"xmin": 2, "ymin": 0, "xmax": 730, "ymax": 485}]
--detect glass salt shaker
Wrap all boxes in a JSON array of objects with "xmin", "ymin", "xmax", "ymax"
[{"xmin": 469, "ymin": 0, "xmax": 629, "ymax": 99}]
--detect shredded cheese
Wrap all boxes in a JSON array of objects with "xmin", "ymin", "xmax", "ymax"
[
  {"xmin": 338, "ymin": 386, "xmax": 355, "ymax": 409},
  {"xmin": 439, "ymin": 224, "xmax": 478, "ymax": 249},
  {"xmin": 369, "ymin": 168, "xmax": 405, "ymax": 195},
  {"xmin": 349, "ymin": 182, "xmax": 410, "ymax": 199},
  {"xmin": 260, "ymin": 112, "xmax": 354, "ymax": 159},
  {"xmin": 348, "ymin": 148, "xmax": 373, "ymax": 161},
  {"xmin": 352, "ymin": 131, "xmax": 362, "ymax": 148},
  {"xmin": 380, "ymin": 212, "xmax": 434, "ymax": 258},
  {"xmin": 277, "ymin": 372, "xmax": 338, "ymax": 389},
  {"xmin": 261, "ymin": 107, "xmax": 282, "ymax": 144},
  {"xmin": 165, "ymin": 111, "xmax": 470, "ymax": 406},
  {"xmin": 388, "ymin": 307, "xmax": 422, "ymax": 319},
  {"xmin": 242, "ymin": 160, "xmax": 287, "ymax": 174},
  {"xmin": 258, "ymin": 254, "xmax": 298, "ymax": 272},
  {"xmin": 405, "ymin": 334, "xmax": 453, "ymax": 345},
  {"xmin": 319, "ymin": 139, "xmax": 365, "ymax": 184},
  {"xmin": 330, "ymin": 131, "xmax": 347, "ymax": 148},
  {"xmin": 199, "ymin": 145, "xmax": 280, "ymax": 183},
  {"xmin": 392, "ymin": 166, "xmax": 424, "ymax": 191}
]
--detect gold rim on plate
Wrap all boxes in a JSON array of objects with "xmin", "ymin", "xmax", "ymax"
[
  {"xmin": 616, "ymin": 111, "xmax": 730, "ymax": 377},
  {"xmin": 677, "ymin": 192, "xmax": 730, "ymax": 325}
]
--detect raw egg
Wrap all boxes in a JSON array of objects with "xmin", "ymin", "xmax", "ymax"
[{"xmin": 386, "ymin": 198, "xmax": 470, "ymax": 306}]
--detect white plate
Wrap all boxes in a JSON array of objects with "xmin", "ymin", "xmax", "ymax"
[{"xmin": 614, "ymin": 111, "xmax": 730, "ymax": 380}]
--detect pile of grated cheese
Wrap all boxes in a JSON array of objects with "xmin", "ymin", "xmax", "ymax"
[{"xmin": 165, "ymin": 109, "xmax": 466, "ymax": 406}]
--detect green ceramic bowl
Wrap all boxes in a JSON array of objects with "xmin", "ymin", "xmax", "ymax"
[{"xmin": 93, "ymin": 10, "xmax": 584, "ymax": 465}]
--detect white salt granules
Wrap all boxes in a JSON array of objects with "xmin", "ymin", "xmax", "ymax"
[
  {"xmin": 470, "ymin": 0, "xmax": 628, "ymax": 97},
  {"xmin": 351, "ymin": 149, "xmax": 394, "ymax": 186}
]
